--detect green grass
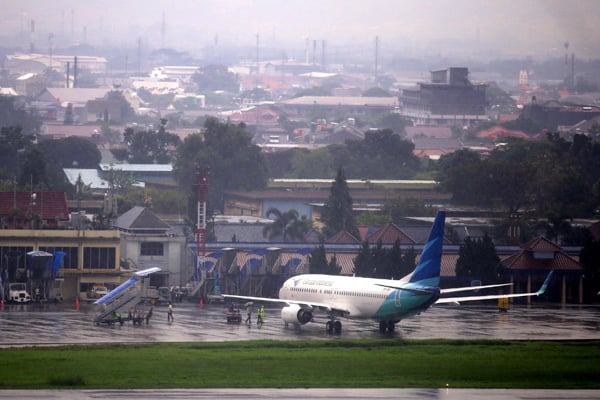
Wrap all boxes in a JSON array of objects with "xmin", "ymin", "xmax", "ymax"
[{"xmin": 0, "ymin": 340, "xmax": 598, "ymax": 389}]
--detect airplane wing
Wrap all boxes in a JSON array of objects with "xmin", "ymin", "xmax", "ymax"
[{"xmin": 436, "ymin": 271, "xmax": 553, "ymax": 304}]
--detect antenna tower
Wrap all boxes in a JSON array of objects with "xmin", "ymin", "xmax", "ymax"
[{"xmin": 195, "ymin": 167, "xmax": 209, "ymax": 286}]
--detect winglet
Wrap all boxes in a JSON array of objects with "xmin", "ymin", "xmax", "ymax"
[{"xmin": 536, "ymin": 270, "xmax": 553, "ymax": 296}]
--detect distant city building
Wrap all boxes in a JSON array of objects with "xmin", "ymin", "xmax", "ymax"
[
  {"xmin": 523, "ymin": 99, "xmax": 600, "ymax": 130},
  {"xmin": 4, "ymin": 53, "xmax": 107, "ymax": 75},
  {"xmin": 280, "ymin": 96, "xmax": 398, "ymax": 120},
  {"xmin": 399, "ymin": 67, "xmax": 487, "ymax": 125}
]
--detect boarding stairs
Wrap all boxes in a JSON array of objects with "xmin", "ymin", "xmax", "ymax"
[
  {"xmin": 93, "ymin": 287, "xmax": 141, "ymax": 324},
  {"xmin": 185, "ymin": 269, "xmax": 206, "ymax": 298}
]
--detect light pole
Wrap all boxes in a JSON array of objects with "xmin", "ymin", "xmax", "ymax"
[{"xmin": 29, "ymin": 192, "xmax": 37, "ymax": 229}]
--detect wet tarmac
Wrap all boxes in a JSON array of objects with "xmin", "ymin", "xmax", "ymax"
[
  {"xmin": 1, "ymin": 302, "xmax": 599, "ymax": 399},
  {"xmin": 0, "ymin": 300, "xmax": 598, "ymax": 346}
]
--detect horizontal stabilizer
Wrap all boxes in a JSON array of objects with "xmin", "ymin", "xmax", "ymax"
[
  {"xmin": 440, "ymin": 283, "xmax": 513, "ymax": 294},
  {"xmin": 374, "ymin": 283, "xmax": 438, "ymax": 296},
  {"xmin": 436, "ymin": 271, "xmax": 554, "ymax": 304}
]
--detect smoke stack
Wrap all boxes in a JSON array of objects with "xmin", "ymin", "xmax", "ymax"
[
  {"xmin": 30, "ymin": 20, "xmax": 35, "ymax": 53},
  {"xmin": 73, "ymin": 56, "xmax": 78, "ymax": 88},
  {"xmin": 66, "ymin": 61, "xmax": 70, "ymax": 88}
]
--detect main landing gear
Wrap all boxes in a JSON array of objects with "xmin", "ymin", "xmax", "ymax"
[
  {"xmin": 326, "ymin": 319, "xmax": 342, "ymax": 334},
  {"xmin": 379, "ymin": 320, "xmax": 396, "ymax": 333}
]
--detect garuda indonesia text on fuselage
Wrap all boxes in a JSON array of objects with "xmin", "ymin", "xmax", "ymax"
[{"xmin": 225, "ymin": 211, "xmax": 552, "ymax": 334}]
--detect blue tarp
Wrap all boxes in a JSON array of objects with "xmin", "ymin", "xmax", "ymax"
[{"xmin": 52, "ymin": 252, "xmax": 66, "ymax": 277}]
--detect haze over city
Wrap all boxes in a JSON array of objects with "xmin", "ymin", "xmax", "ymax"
[{"xmin": 1, "ymin": 0, "xmax": 600, "ymax": 62}]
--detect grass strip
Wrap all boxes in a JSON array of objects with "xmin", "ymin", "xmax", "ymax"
[{"xmin": 0, "ymin": 339, "xmax": 598, "ymax": 389}]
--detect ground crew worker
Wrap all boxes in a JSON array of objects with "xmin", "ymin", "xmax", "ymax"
[
  {"xmin": 146, "ymin": 307, "xmax": 153, "ymax": 324},
  {"xmin": 257, "ymin": 305, "xmax": 264, "ymax": 326},
  {"xmin": 245, "ymin": 304, "xmax": 252, "ymax": 325},
  {"xmin": 167, "ymin": 302, "xmax": 174, "ymax": 322}
]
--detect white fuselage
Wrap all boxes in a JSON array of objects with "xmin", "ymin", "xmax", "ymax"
[{"xmin": 279, "ymin": 274, "xmax": 412, "ymax": 320}]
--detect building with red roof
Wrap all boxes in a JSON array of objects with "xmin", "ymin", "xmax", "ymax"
[
  {"xmin": 0, "ymin": 191, "xmax": 69, "ymax": 229},
  {"xmin": 501, "ymin": 236, "xmax": 583, "ymax": 303}
]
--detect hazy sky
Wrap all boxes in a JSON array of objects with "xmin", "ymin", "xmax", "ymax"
[{"xmin": 2, "ymin": 0, "xmax": 599, "ymax": 59}]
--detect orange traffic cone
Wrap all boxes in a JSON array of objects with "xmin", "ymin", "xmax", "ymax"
[
  {"xmin": 1, "ymin": 300, "xmax": 4, "ymax": 310},
  {"xmin": 75, "ymin": 297, "xmax": 80, "ymax": 311},
  {"xmin": 199, "ymin": 298, "xmax": 204, "ymax": 308}
]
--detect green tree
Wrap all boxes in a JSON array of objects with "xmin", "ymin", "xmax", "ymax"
[
  {"xmin": 374, "ymin": 112, "xmax": 411, "ymax": 136},
  {"xmin": 288, "ymin": 147, "xmax": 337, "ymax": 178},
  {"xmin": 192, "ymin": 65, "xmax": 239, "ymax": 93},
  {"xmin": 173, "ymin": 117, "xmax": 269, "ymax": 217},
  {"xmin": 362, "ymin": 87, "xmax": 392, "ymax": 97},
  {"xmin": 42, "ymin": 136, "xmax": 102, "ymax": 169},
  {"xmin": 353, "ymin": 241, "xmax": 374, "ymax": 277},
  {"xmin": 308, "ymin": 244, "xmax": 341, "ymax": 275},
  {"xmin": 18, "ymin": 146, "xmax": 47, "ymax": 188},
  {"xmin": 579, "ymin": 238, "xmax": 600, "ymax": 301},
  {"xmin": 381, "ymin": 239, "xmax": 416, "ymax": 279},
  {"xmin": 0, "ymin": 126, "xmax": 37, "ymax": 179},
  {"xmin": 116, "ymin": 119, "xmax": 181, "ymax": 164},
  {"xmin": 436, "ymin": 149, "xmax": 485, "ymax": 205},
  {"xmin": 262, "ymin": 208, "xmax": 310, "ymax": 242},
  {"xmin": 100, "ymin": 124, "xmax": 122, "ymax": 145},
  {"xmin": 344, "ymin": 129, "xmax": 419, "ymax": 179},
  {"xmin": 455, "ymin": 234, "xmax": 500, "ymax": 285},
  {"xmin": 0, "ymin": 96, "xmax": 42, "ymax": 135},
  {"xmin": 321, "ymin": 167, "xmax": 358, "ymax": 238}
]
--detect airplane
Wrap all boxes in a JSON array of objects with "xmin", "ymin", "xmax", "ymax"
[{"xmin": 224, "ymin": 211, "xmax": 553, "ymax": 334}]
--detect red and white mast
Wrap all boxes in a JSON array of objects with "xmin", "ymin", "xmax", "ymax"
[{"xmin": 195, "ymin": 167, "xmax": 208, "ymax": 281}]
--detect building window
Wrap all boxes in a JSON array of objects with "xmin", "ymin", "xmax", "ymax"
[
  {"xmin": 141, "ymin": 242, "xmax": 164, "ymax": 256},
  {"xmin": 39, "ymin": 246, "xmax": 78, "ymax": 269},
  {"xmin": 83, "ymin": 247, "xmax": 116, "ymax": 269},
  {"xmin": 0, "ymin": 246, "xmax": 33, "ymax": 271}
]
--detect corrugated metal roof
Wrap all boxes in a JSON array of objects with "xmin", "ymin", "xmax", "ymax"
[
  {"xmin": 100, "ymin": 164, "xmax": 172, "ymax": 172},
  {"xmin": 63, "ymin": 168, "xmax": 109, "ymax": 189}
]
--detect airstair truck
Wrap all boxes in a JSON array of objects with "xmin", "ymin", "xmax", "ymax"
[{"xmin": 93, "ymin": 267, "xmax": 161, "ymax": 325}]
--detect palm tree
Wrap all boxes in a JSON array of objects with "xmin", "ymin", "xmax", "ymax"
[{"xmin": 262, "ymin": 208, "xmax": 310, "ymax": 242}]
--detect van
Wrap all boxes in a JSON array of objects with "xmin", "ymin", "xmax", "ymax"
[{"xmin": 87, "ymin": 285, "xmax": 109, "ymax": 299}]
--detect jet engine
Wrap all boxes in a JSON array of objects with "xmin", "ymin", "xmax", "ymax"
[{"xmin": 281, "ymin": 304, "xmax": 313, "ymax": 325}]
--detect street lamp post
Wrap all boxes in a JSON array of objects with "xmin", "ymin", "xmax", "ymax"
[{"xmin": 29, "ymin": 192, "xmax": 37, "ymax": 229}]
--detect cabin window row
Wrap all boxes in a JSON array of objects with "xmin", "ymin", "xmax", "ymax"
[{"xmin": 290, "ymin": 286, "xmax": 385, "ymax": 299}]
